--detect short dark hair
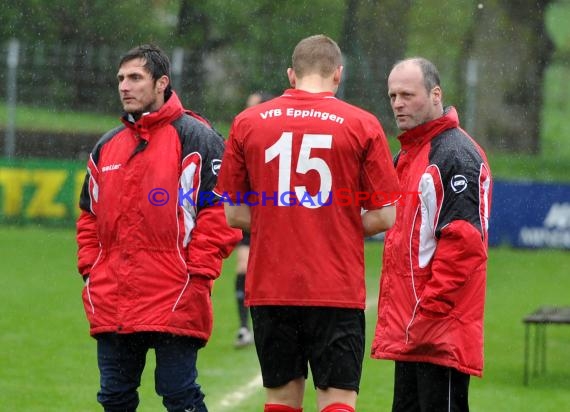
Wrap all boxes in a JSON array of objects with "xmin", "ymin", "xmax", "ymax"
[{"xmin": 119, "ymin": 44, "xmax": 172, "ymax": 98}]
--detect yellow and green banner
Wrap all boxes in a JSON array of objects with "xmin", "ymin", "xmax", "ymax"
[{"xmin": 0, "ymin": 159, "xmax": 86, "ymax": 224}]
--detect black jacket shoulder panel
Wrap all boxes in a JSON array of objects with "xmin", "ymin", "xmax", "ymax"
[
  {"xmin": 172, "ymin": 114, "xmax": 225, "ymax": 159},
  {"xmin": 429, "ymin": 128, "xmax": 486, "ymax": 237},
  {"xmin": 172, "ymin": 114, "xmax": 226, "ymax": 209},
  {"xmin": 91, "ymin": 124, "xmax": 126, "ymax": 166},
  {"xmin": 79, "ymin": 125, "xmax": 125, "ymax": 212},
  {"xmin": 429, "ymin": 128, "xmax": 484, "ymax": 173}
]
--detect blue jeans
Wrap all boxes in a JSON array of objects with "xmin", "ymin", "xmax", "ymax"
[{"xmin": 95, "ymin": 332, "xmax": 208, "ymax": 412}]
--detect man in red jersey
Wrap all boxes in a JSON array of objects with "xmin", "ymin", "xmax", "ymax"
[
  {"xmin": 371, "ymin": 58, "xmax": 492, "ymax": 412},
  {"xmin": 217, "ymin": 35, "xmax": 400, "ymax": 412}
]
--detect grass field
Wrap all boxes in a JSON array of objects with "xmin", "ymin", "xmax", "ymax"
[{"xmin": 0, "ymin": 225, "xmax": 569, "ymax": 411}]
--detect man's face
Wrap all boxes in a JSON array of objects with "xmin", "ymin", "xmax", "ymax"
[
  {"xmin": 117, "ymin": 58, "xmax": 162, "ymax": 115},
  {"xmin": 387, "ymin": 62, "xmax": 441, "ymax": 131}
]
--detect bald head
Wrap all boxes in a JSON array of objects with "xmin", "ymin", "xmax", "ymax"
[
  {"xmin": 392, "ymin": 58, "xmax": 441, "ymax": 95},
  {"xmin": 387, "ymin": 57, "xmax": 444, "ymax": 131}
]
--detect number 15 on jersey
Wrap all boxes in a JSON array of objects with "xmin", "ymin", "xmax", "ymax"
[{"xmin": 265, "ymin": 132, "xmax": 332, "ymax": 209}]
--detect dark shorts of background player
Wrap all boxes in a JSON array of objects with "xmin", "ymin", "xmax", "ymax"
[
  {"xmin": 250, "ymin": 305, "xmax": 365, "ymax": 392},
  {"xmin": 238, "ymin": 230, "xmax": 250, "ymax": 246}
]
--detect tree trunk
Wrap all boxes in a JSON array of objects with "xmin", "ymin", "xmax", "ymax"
[
  {"xmin": 339, "ymin": 0, "xmax": 412, "ymax": 133},
  {"xmin": 462, "ymin": 0, "xmax": 554, "ymax": 154},
  {"xmin": 176, "ymin": 0, "xmax": 218, "ymax": 112}
]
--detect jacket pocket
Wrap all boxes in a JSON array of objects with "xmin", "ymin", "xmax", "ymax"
[
  {"xmin": 169, "ymin": 275, "xmax": 213, "ymax": 337},
  {"xmin": 406, "ymin": 310, "xmax": 454, "ymax": 356}
]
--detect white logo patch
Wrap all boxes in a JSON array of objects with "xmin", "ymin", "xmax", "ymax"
[
  {"xmin": 450, "ymin": 174, "xmax": 468, "ymax": 193},
  {"xmin": 101, "ymin": 163, "xmax": 121, "ymax": 172},
  {"xmin": 211, "ymin": 159, "xmax": 222, "ymax": 176}
]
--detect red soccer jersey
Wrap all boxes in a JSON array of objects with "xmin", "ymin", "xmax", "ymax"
[{"xmin": 218, "ymin": 88, "xmax": 400, "ymax": 308}]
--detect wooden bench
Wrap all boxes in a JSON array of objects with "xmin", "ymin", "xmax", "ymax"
[{"xmin": 522, "ymin": 306, "xmax": 570, "ymax": 385}]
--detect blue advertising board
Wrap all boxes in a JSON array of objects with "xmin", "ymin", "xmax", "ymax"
[{"xmin": 489, "ymin": 180, "xmax": 570, "ymax": 249}]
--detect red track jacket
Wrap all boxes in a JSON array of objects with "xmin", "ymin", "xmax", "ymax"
[
  {"xmin": 76, "ymin": 92, "xmax": 241, "ymax": 340},
  {"xmin": 372, "ymin": 107, "xmax": 492, "ymax": 377}
]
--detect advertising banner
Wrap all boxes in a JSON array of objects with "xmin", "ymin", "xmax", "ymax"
[
  {"xmin": 490, "ymin": 180, "xmax": 570, "ymax": 249},
  {"xmin": 0, "ymin": 159, "xmax": 85, "ymax": 224}
]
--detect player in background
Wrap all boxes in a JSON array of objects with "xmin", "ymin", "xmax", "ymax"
[
  {"xmin": 234, "ymin": 91, "xmax": 274, "ymax": 348},
  {"xmin": 217, "ymin": 35, "xmax": 400, "ymax": 412}
]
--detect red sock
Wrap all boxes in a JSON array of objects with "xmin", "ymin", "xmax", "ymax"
[
  {"xmin": 264, "ymin": 404, "xmax": 303, "ymax": 412},
  {"xmin": 321, "ymin": 403, "xmax": 355, "ymax": 412}
]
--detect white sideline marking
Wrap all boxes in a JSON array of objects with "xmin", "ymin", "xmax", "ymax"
[
  {"xmin": 212, "ymin": 374, "xmax": 263, "ymax": 411},
  {"xmin": 212, "ymin": 296, "xmax": 378, "ymax": 411},
  {"xmin": 365, "ymin": 296, "xmax": 377, "ymax": 312}
]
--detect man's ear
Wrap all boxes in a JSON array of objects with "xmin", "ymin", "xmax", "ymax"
[
  {"xmin": 333, "ymin": 65, "xmax": 343, "ymax": 85},
  {"xmin": 156, "ymin": 75, "xmax": 169, "ymax": 94},
  {"xmin": 431, "ymin": 85, "xmax": 442, "ymax": 106},
  {"xmin": 287, "ymin": 68, "xmax": 296, "ymax": 87}
]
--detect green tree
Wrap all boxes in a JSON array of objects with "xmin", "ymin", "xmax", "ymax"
[
  {"xmin": 404, "ymin": 0, "xmax": 555, "ymax": 154},
  {"xmin": 1, "ymin": 0, "xmax": 172, "ymax": 110},
  {"xmin": 340, "ymin": 0, "xmax": 412, "ymax": 133},
  {"xmin": 1, "ymin": 0, "xmax": 169, "ymax": 45},
  {"xmin": 461, "ymin": 0, "xmax": 554, "ymax": 153},
  {"xmin": 173, "ymin": 0, "xmax": 345, "ymax": 120},
  {"xmin": 1, "ymin": 0, "xmax": 561, "ymax": 155}
]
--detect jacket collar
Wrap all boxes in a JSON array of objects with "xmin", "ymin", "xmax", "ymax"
[
  {"xmin": 121, "ymin": 91, "xmax": 185, "ymax": 136},
  {"xmin": 397, "ymin": 106, "xmax": 459, "ymax": 151}
]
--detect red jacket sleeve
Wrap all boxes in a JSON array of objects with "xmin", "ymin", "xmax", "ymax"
[
  {"xmin": 76, "ymin": 210, "xmax": 100, "ymax": 276},
  {"xmin": 420, "ymin": 219, "xmax": 487, "ymax": 315},
  {"xmin": 186, "ymin": 203, "xmax": 242, "ymax": 279}
]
